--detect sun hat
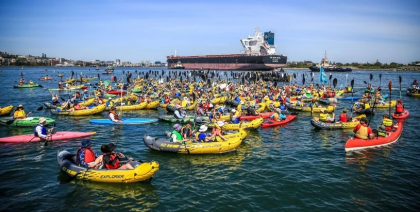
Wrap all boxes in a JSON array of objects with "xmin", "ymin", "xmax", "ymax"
[
  {"xmin": 39, "ymin": 117, "xmax": 46, "ymax": 124},
  {"xmin": 199, "ymin": 125, "xmax": 208, "ymax": 132},
  {"xmin": 18, "ymin": 104, "xmax": 23, "ymax": 108},
  {"xmin": 81, "ymin": 139, "xmax": 92, "ymax": 148},
  {"xmin": 173, "ymin": 123, "xmax": 182, "ymax": 130},
  {"xmin": 217, "ymin": 121, "xmax": 224, "ymax": 127},
  {"xmin": 108, "ymin": 97, "xmax": 112, "ymax": 100},
  {"xmin": 231, "ymin": 109, "xmax": 236, "ymax": 112}
]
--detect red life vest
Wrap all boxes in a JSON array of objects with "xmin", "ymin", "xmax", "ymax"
[
  {"xmin": 108, "ymin": 110, "xmax": 119, "ymax": 120},
  {"xmin": 339, "ymin": 114, "xmax": 347, "ymax": 122},
  {"xmin": 76, "ymin": 147, "xmax": 96, "ymax": 165},
  {"xmin": 103, "ymin": 153, "xmax": 120, "ymax": 169},
  {"xmin": 164, "ymin": 98, "xmax": 170, "ymax": 104},
  {"xmin": 396, "ymin": 104, "xmax": 403, "ymax": 113},
  {"xmin": 74, "ymin": 105, "xmax": 83, "ymax": 110}
]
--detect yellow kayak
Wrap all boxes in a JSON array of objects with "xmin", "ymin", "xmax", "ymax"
[
  {"xmin": 113, "ymin": 102, "xmax": 147, "ymax": 111},
  {"xmin": 0, "ymin": 105, "xmax": 14, "ymax": 116},
  {"xmin": 207, "ymin": 117, "xmax": 264, "ymax": 131},
  {"xmin": 374, "ymin": 100, "xmax": 396, "ymax": 108},
  {"xmin": 145, "ymin": 101, "xmax": 160, "ymax": 109},
  {"xmin": 71, "ymin": 98, "xmax": 95, "ymax": 107},
  {"xmin": 57, "ymin": 150, "xmax": 159, "ymax": 183},
  {"xmin": 286, "ymin": 103, "xmax": 335, "ymax": 113},
  {"xmin": 51, "ymin": 104, "xmax": 106, "ymax": 116}
]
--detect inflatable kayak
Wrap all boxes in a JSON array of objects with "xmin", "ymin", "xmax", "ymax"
[
  {"xmin": 106, "ymin": 90, "xmax": 126, "ymax": 95},
  {"xmin": 0, "ymin": 131, "xmax": 95, "ymax": 143},
  {"xmin": 286, "ymin": 103, "xmax": 335, "ymax": 113},
  {"xmin": 158, "ymin": 115, "xmax": 209, "ymax": 124},
  {"xmin": 392, "ymin": 110, "xmax": 409, "ymax": 119},
  {"xmin": 145, "ymin": 101, "xmax": 160, "ymax": 109},
  {"xmin": 373, "ymin": 100, "xmax": 396, "ymax": 109},
  {"xmin": 143, "ymin": 130, "xmax": 247, "ymax": 154},
  {"xmin": 0, "ymin": 116, "xmax": 55, "ymax": 127},
  {"xmin": 345, "ymin": 123, "xmax": 403, "ymax": 152},
  {"xmin": 57, "ymin": 150, "xmax": 159, "ymax": 183},
  {"xmin": 50, "ymin": 104, "xmax": 106, "ymax": 116},
  {"xmin": 14, "ymin": 84, "xmax": 41, "ymax": 88},
  {"xmin": 90, "ymin": 118, "xmax": 158, "ymax": 125},
  {"xmin": 0, "ymin": 105, "xmax": 14, "ymax": 116},
  {"xmin": 240, "ymin": 112, "xmax": 274, "ymax": 121},
  {"xmin": 40, "ymin": 77, "xmax": 52, "ymax": 81},
  {"xmin": 261, "ymin": 113, "xmax": 298, "ymax": 128},
  {"xmin": 310, "ymin": 119, "xmax": 360, "ymax": 130},
  {"xmin": 109, "ymin": 102, "xmax": 147, "ymax": 111},
  {"xmin": 48, "ymin": 85, "xmax": 85, "ymax": 91},
  {"xmin": 206, "ymin": 117, "xmax": 263, "ymax": 131}
]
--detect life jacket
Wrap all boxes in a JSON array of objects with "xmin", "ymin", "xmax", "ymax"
[
  {"xmin": 34, "ymin": 124, "xmax": 47, "ymax": 137},
  {"xmin": 76, "ymin": 147, "xmax": 96, "ymax": 166},
  {"xmin": 108, "ymin": 110, "xmax": 119, "ymax": 120},
  {"xmin": 280, "ymin": 105, "xmax": 286, "ymax": 111},
  {"xmin": 97, "ymin": 98, "xmax": 104, "ymax": 104},
  {"xmin": 339, "ymin": 114, "xmax": 347, "ymax": 122},
  {"xmin": 364, "ymin": 103, "xmax": 370, "ymax": 109},
  {"xmin": 319, "ymin": 113, "xmax": 328, "ymax": 122},
  {"xmin": 355, "ymin": 124, "xmax": 368, "ymax": 139},
  {"xmin": 74, "ymin": 104, "xmax": 83, "ymax": 110},
  {"xmin": 14, "ymin": 110, "xmax": 26, "ymax": 118},
  {"xmin": 197, "ymin": 132, "xmax": 206, "ymax": 141},
  {"xmin": 396, "ymin": 104, "xmax": 404, "ymax": 113},
  {"xmin": 103, "ymin": 153, "xmax": 120, "ymax": 169},
  {"xmin": 106, "ymin": 101, "xmax": 114, "ymax": 107},
  {"xmin": 171, "ymin": 130, "xmax": 182, "ymax": 141},
  {"xmin": 382, "ymin": 118, "xmax": 393, "ymax": 127},
  {"xmin": 181, "ymin": 126, "xmax": 192, "ymax": 137}
]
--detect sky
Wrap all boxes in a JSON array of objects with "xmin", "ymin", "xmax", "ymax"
[{"xmin": 0, "ymin": 0, "xmax": 419, "ymax": 64}]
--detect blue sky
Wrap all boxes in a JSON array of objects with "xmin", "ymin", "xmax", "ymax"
[{"xmin": 0, "ymin": 0, "xmax": 419, "ymax": 64}]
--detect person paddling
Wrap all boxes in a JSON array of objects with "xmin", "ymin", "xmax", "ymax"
[
  {"xmin": 353, "ymin": 117, "xmax": 374, "ymax": 139},
  {"xmin": 34, "ymin": 117, "xmax": 54, "ymax": 142},
  {"xmin": 76, "ymin": 139, "xmax": 101, "ymax": 168},
  {"xmin": 108, "ymin": 107, "xmax": 122, "ymax": 123},
  {"xmin": 14, "ymin": 104, "xmax": 29, "ymax": 119}
]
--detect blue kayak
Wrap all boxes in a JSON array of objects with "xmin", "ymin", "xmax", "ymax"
[
  {"xmin": 90, "ymin": 118, "xmax": 158, "ymax": 125},
  {"xmin": 337, "ymin": 96, "xmax": 361, "ymax": 100}
]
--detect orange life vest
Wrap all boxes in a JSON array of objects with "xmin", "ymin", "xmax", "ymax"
[
  {"xmin": 103, "ymin": 153, "xmax": 120, "ymax": 169},
  {"xmin": 76, "ymin": 147, "xmax": 96, "ymax": 165},
  {"xmin": 396, "ymin": 104, "xmax": 403, "ymax": 113},
  {"xmin": 108, "ymin": 110, "xmax": 119, "ymax": 120},
  {"xmin": 339, "ymin": 114, "xmax": 347, "ymax": 122}
]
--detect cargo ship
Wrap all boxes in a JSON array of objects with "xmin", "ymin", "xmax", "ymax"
[
  {"xmin": 167, "ymin": 28, "xmax": 287, "ymax": 71},
  {"xmin": 309, "ymin": 51, "xmax": 352, "ymax": 72}
]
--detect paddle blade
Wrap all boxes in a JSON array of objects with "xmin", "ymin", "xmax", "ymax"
[
  {"xmin": 379, "ymin": 74, "xmax": 382, "ymax": 79},
  {"xmin": 333, "ymin": 78, "xmax": 337, "ymax": 88},
  {"xmin": 293, "ymin": 73, "xmax": 296, "ymax": 79},
  {"xmin": 370, "ymin": 74, "xmax": 373, "ymax": 81},
  {"xmin": 329, "ymin": 73, "xmax": 332, "ymax": 80},
  {"xmin": 37, "ymin": 106, "xmax": 44, "ymax": 111},
  {"xmin": 363, "ymin": 81, "xmax": 367, "ymax": 84},
  {"xmin": 6, "ymin": 119, "xmax": 15, "ymax": 125},
  {"xmin": 399, "ymin": 76, "xmax": 402, "ymax": 83},
  {"xmin": 388, "ymin": 81, "xmax": 392, "ymax": 91},
  {"xmin": 351, "ymin": 79, "xmax": 354, "ymax": 88},
  {"xmin": 39, "ymin": 84, "xmax": 43, "ymax": 88}
]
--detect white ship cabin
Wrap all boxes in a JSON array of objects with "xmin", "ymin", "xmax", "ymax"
[{"xmin": 240, "ymin": 28, "xmax": 276, "ymax": 56}]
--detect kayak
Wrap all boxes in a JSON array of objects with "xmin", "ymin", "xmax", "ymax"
[
  {"xmin": 158, "ymin": 115, "xmax": 209, "ymax": 123},
  {"xmin": 373, "ymin": 100, "xmax": 396, "ymax": 109},
  {"xmin": 90, "ymin": 118, "xmax": 158, "ymax": 125},
  {"xmin": 345, "ymin": 122, "xmax": 403, "ymax": 152},
  {"xmin": 44, "ymin": 102, "xmax": 62, "ymax": 109},
  {"xmin": 143, "ymin": 130, "xmax": 247, "ymax": 154},
  {"xmin": 57, "ymin": 150, "xmax": 159, "ymax": 183},
  {"xmin": 132, "ymin": 87, "xmax": 142, "ymax": 93},
  {"xmin": 310, "ymin": 119, "xmax": 360, "ymax": 130},
  {"xmin": 0, "ymin": 131, "xmax": 95, "ymax": 143},
  {"xmin": 50, "ymin": 104, "xmax": 106, "ymax": 116},
  {"xmin": 145, "ymin": 101, "xmax": 160, "ymax": 109},
  {"xmin": 0, "ymin": 105, "xmax": 14, "ymax": 116},
  {"xmin": 206, "ymin": 117, "xmax": 264, "ymax": 131},
  {"xmin": 286, "ymin": 103, "xmax": 336, "ymax": 113},
  {"xmin": 40, "ymin": 77, "xmax": 52, "ymax": 81},
  {"xmin": 261, "ymin": 113, "xmax": 298, "ymax": 128},
  {"xmin": 106, "ymin": 90, "xmax": 126, "ymax": 95},
  {"xmin": 337, "ymin": 96, "xmax": 361, "ymax": 101},
  {"xmin": 0, "ymin": 116, "xmax": 55, "ymax": 127},
  {"xmin": 406, "ymin": 90, "xmax": 420, "ymax": 97},
  {"xmin": 110, "ymin": 102, "xmax": 147, "ymax": 111},
  {"xmin": 240, "ymin": 112, "xmax": 274, "ymax": 121},
  {"xmin": 47, "ymin": 85, "xmax": 85, "ymax": 91},
  {"xmin": 392, "ymin": 110, "xmax": 409, "ymax": 119},
  {"xmin": 14, "ymin": 84, "xmax": 41, "ymax": 88}
]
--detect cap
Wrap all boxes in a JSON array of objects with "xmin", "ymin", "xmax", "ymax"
[
  {"xmin": 81, "ymin": 139, "xmax": 92, "ymax": 148},
  {"xmin": 217, "ymin": 121, "xmax": 224, "ymax": 127},
  {"xmin": 39, "ymin": 117, "xmax": 46, "ymax": 123},
  {"xmin": 199, "ymin": 125, "xmax": 208, "ymax": 132},
  {"xmin": 18, "ymin": 104, "xmax": 23, "ymax": 108},
  {"xmin": 108, "ymin": 97, "xmax": 112, "ymax": 100}
]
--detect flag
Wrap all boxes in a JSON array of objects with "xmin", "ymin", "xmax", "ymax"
[{"xmin": 319, "ymin": 66, "xmax": 328, "ymax": 84}]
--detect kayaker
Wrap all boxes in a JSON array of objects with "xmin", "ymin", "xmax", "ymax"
[
  {"xmin": 279, "ymin": 102, "xmax": 287, "ymax": 114},
  {"xmin": 270, "ymin": 109, "xmax": 286, "ymax": 122},
  {"xmin": 353, "ymin": 117, "xmax": 374, "ymax": 139},
  {"xmin": 174, "ymin": 105, "xmax": 186, "ymax": 119},
  {"xmin": 196, "ymin": 125, "xmax": 210, "ymax": 142},
  {"xmin": 171, "ymin": 123, "xmax": 185, "ymax": 143},
  {"xmin": 99, "ymin": 143, "xmax": 136, "ymax": 170},
  {"xmin": 67, "ymin": 101, "xmax": 86, "ymax": 112},
  {"xmin": 380, "ymin": 114, "xmax": 395, "ymax": 132},
  {"xmin": 246, "ymin": 103, "xmax": 259, "ymax": 116},
  {"xmin": 108, "ymin": 107, "xmax": 122, "ymax": 123},
  {"xmin": 181, "ymin": 121, "xmax": 195, "ymax": 139},
  {"xmin": 230, "ymin": 109, "xmax": 240, "ymax": 124},
  {"xmin": 34, "ymin": 117, "xmax": 53, "ymax": 141},
  {"xmin": 19, "ymin": 77, "xmax": 25, "ymax": 85},
  {"xmin": 82, "ymin": 89, "xmax": 89, "ymax": 100},
  {"xmin": 96, "ymin": 93, "xmax": 105, "ymax": 105},
  {"xmin": 13, "ymin": 104, "xmax": 28, "ymax": 119},
  {"xmin": 29, "ymin": 80, "xmax": 34, "ymax": 85},
  {"xmin": 319, "ymin": 110, "xmax": 335, "ymax": 123},
  {"xmin": 50, "ymin": 92, "xmax": 61, "ymax": 106},
  {"xmin": 395, "ymin": 100, "xmax": 404, "ymax": 115},
  {"xmin": 76, "ymin": 139, "xmax": 101, "ymax": 168},
  {"xmin": 106, "ymin": 97, "xmax": 114, "ymax": 107},
  {"xmin": 196, "ymin": 103, "xmax": 206, "ymax": 116},
  {"xmin": 339, "ymin": 109, "xmax": 351, "ymax": 123},
  {"xmin": 208, "ymin": 121, "xmax": 227, "ymax": 141}
]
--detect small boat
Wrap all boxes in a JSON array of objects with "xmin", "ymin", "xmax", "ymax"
[
  {"xmin": 57, "ymin": 150, "xmax": 159, "ymax": 183},
  {"xmin": 143, "ymin": 130, "xmax": 247, "ymax": 154},
  {"xmin": 261, "ymin": 113, "xmax": 298, "ymax": 128},
  {"xmin": 172, "ymin": 61, "xmax": 185, "ymax": 69},
  {"xmin": 102, "ymin": 66, "xmax": 114, "ymax": 75},
  {"xmin": 40, "ymin": 77, "xmax": 52, "ymax": 81},
  {"xmin": 406, "ymin": 85, "xmax": 420, "ymax": 97},
  {"xmin": 345, "ymin": 123, "xmax": 403, "ymax": 152},
  {"xmin": 14, "ymin": 84, "xmax": 41, "ymax": 88},
  {"xmin": 0, "ymin": 105, "xmax": 14, "ymax": 116},
  {"xmin": 392, "ymin": 110, "xmax": 409, "ymax": 119},
  {"xmin": 90, "ymin": 118, "xmax": 158, "ymax": 125},
  {"xmin": 206, "ymin": 117, "xmax": 264, "ymax": 131},
  {"xmin": 0, "ymin": 117, "xmax": 55, "ymax": 127},
  {"xmin": 240, "ymin": 112, "xmax": 274, "ymax": 121},
  {"xmin": 310, "ymin": 119, "xmax": 360, "ymax": 130},
  {"xmin": 0, "ymin": 131, "xmax": 95, "ymax": 143}
]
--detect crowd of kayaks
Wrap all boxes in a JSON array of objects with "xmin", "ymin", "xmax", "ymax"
[{"xmin": 2, "ymin": 71, "xmax": 418, "ymax": 183}]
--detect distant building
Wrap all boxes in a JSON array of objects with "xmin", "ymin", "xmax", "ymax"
[
  {"xmin": 116, "ymin": 59, "xmax": 120, "ymax": 66},
  {"xmin": 155, "ymin": 61, "xmax": 161, "ymax": 65}
]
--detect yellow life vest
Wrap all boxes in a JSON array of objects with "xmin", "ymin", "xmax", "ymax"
[
  {"xmin": 364, "ymin": 103, "xmax": 370, "ymax": 109},
  {"xmin": 14, "ymin": 110, "xmax": 26, "ymax": 118},
  {"xmin": 319, "ymin": 113, "xmax": 328, "ymax": 122},
  {"xmin": 382, "ymin": 118, "xmax": 393, "ymax": 127},
  {"xmin": 355, "ymin": 125, "xmax": 368, "ymax": 139}
]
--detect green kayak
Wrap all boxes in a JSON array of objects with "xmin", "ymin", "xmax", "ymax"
[
  {"xmin": 103, "ymin": 93, "xmax": 116, "ymax": 98},
  {"xmin": 0, "ymin": 116, "xmax": 55, "ymax": 127},
  {"xmin": 132, "ymin": 87, "xmax": 142, "ymax": 93},
  {"xmin": 158, "ymin": 115, "xmax": 209, "ymax": 123},
  {"xmin": 14, "ymin": 84, "xmax": 41, "ymax": 88}
]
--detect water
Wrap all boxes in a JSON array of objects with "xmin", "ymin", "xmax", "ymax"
[{"xmin": 0, "ymin": 67, "xmax": 419, "ymax": 211}]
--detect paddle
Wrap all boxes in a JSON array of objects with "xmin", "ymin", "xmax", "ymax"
[
  {"xmin": 379, "ymin": 74, "xmax": 382, "ymax": 88},
  {"xmin": 367, "ymin": 92, "xmax": 378, "ymax": 127},
  {"xmin": 333, "ymin": 78, "xmax": 337, "ymax": 89},
  {"xmin": 350, "ymin": 79, "xmax": 355, "ymax": 116},
  {"xmin": 388, "ymin": 81, "xmax": 392, "ymax": 118},
  {"xmin": 370, "ymin": 74, "xmax": 373, "ymax": 83},
  {"xmin": 399, "ymin": 76, "xmax": 402, "ymax": 99},
  {"xmin": 6, "ymin": 106, "xmax": 44, "ymax": 125}
]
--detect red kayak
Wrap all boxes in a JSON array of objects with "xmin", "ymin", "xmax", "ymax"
[
  {"xmin": 392, "ymin": 110, "xmax": 409, "ymax": 119},
  {"xmin": 261, "ymin": 114, "xmax": 298, "ymax": 128},
  {"xmin": 344, "ymin": 123, "xmax": 403, "ymax": 152},
  {"xmin": 40, "ymin": 77, "xmax": 52, "ymax": 81},
  {"xmin": 106, "ymin": 90, "xmax": 126, "ymax": 95},
  {"xmin": 0, "ymin": 131, "xmax": 96, "ymax": 143},
  {"xmin": 240, "ymin": 112, "xmax": 274, "ymax": 121}
]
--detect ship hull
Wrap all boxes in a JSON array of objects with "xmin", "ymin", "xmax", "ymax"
[{"xmin": 167, "ymin": 55, "xmax": 287, "ymax": 70}]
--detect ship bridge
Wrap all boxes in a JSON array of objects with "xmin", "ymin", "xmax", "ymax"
[{"xmin": 240, "ymin": 28, "xmax": 277, "ymax": 56}]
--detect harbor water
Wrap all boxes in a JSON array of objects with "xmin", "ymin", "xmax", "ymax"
[{"xmin": 0, "ymin": 67, "xmax": 419, "ymax": 211}]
